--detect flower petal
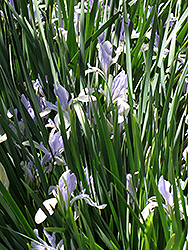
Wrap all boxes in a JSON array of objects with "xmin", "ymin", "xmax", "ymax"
[
  {"xmin": 35, "ymin": 198, "xmax": 57, "ymax": 224},
  {"xmin": 141, "ymin": 202, "xmax": 158, "ymax": 222},
  {"xmin": 59, "ymin": 170, "xmax": 77, "ymax": 195},
  {"xmin": 54, "ymin": 82, "xmax": 69, "ymax": 111},
  {"xmin": 111, "ymin": 71, "xmax": 128, "ymax": 102},
  {"xmin": 58, "ymin": 170, "xmax": 77, "ymax": 207},
  {"xmin": 98, "ymin": 41, "xmax": 113, "ymax": 77},
  {"xmin": 70, "ymin": 193, "xmax": 107, "ymax": 209},
  {"xmin": 158, "ymin": 176, "xmax": 174, "ymax": 207}
]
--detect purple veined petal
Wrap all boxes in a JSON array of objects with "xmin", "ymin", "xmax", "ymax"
[
  {"xmin": 45, "ymin": 100, "xmax": 58, "ymax": 112},
  {"xmin": 154, "ymin": 33, "xmax": 159, "ymax": 49},
  {"xmin": 32, "ymin": 229, "xmax": 61, "ymax": 250},
  {"xmin": 88, "ymin": 0, "xmax": 103, "ymax": 12},
  {"xmin": 59, "ymin": 170, "xmax": 77, "ymax": 194},
  {"xmin": 40, "ymin": 142, "xmax": 52, "ymax": 166},
  {"xmin": 164, "ymin": 14, "xmax": 178, "ymax": 28},
  {"xmin": 59, "ymin": 187, "xmax": 69, "ymax": 208},
  {"xmin": 28, "ymin": 0, "xmax": 38, "ymax": 22},
  {"xmin": 98, "ymin": 41, "xmax": 113, "ymax": 77},
  {"xmin": 98, "ymin": 30, "xmax": 105, "ymax": 44},
  {"xmin": 36, "ymin": 95, "xmax": 47, "ymax": 114},
  {"xmin": 85, "ymin": 100, "xmax": 98, "ymax": 122},
  {"xmin": 70, "ymin": 193, "xmax": 107, "ymax": 209},
  {"xmin": 58, "ymin": 170, "xmax": 77, "ymax": 206},
  {"xmin": 45, "ymin": 118, "xmax": 56, "ymax": 128},
  {"xmin": 111, "ymin": 71, "xmax": 128, "ymax": 102},
  {"xmin": 154, "ymin": 33, "xmax": 169, "ymax": 56},
  {"xmin": 158, "ymin": 176, "xmax": 174, "ymax": 207},
  {"xmin": 119, "ymin": 16, "xmax": 130, "ymax": 42},
  {"xmin": 21, "ymin": 94, "xmax": 35, "ymax": 120},
  {"xmin": 54, "ymin": 82, "xmax": 69, "ymax": 112},
  {"xmin": 40, "ymin": 141, "xmax": 49, "ymax": 154},
  {"xmin": 33, "ymin": 78, "xmax": 44, "ymax": 95},
  {"xmin": 43, "ymin": 230, "xmax": 56, "ymax": 248},
  {"xmin": 49, "ymin": 128, "xmax": 64, "ymax": 155},
  {"xmin": 120, "ymin": 17, "xmax": 125, "ymax": 41},
  {"xmin": 33, "ymin": 229, "xmax": 49, "ymax": 248},
  {"xmin": 41, "ymin": 153, "xmax": 52, "ymax": 166},
  {"xmin": 56, "ymin": 239, "xmax": 64, "ymax": 250}
]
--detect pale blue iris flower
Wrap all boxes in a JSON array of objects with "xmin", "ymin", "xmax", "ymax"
[
  {"xmin": 42, "ymin": 82, "xmax": 72, "ymax": 130},
  {"xmin": 97, "ymin": 41, "xmax": 122, "ymax": 78},
  {"xmin": 111, "ymin": 71, "xmax": 128, "ymax": 103},
  {"xmin": 57, "ymin": 169, "xmax": 77, "ymax": 208},
  {"xmin": 40, "ymin": 128, "xmax": 65, "ymax": 168},
  {"xmin": 141, "ymin": 176, "xmax": 187, "ymax": 222},
  {"xmin": 78, "ymin": 70, "xmax": 130, "ymax": 125},
  {"xmin": 21, "ymin": 82, "xmax": 70, "ymax": 169},
  {"xmin": 43, "ymin": 82, "xmax": 70, "ymax": 114},
  {"xmin": 35, "ymin": 169, "xmax": 107, "ymax": 224},
  {"xmin": 111, "ymin": 71, "xmax": 130, "ymax": 123},
  {"xmin": 98, "ymin": 41, "xmax": 113, "ymax": 77},
  {"xmin": 101, "ymin": 70, "xmax": 130, "ymax": 124},
  {"xmin": 21, "ymin": 80, "xmax": 47, "ymax": 121},
  {"xmin": 54, "ymin": 82, "xmax": 70, "ymax": 112},
  {"xmin": 31, "ymin": 229, "xmax": 64, "ymax": 250}
]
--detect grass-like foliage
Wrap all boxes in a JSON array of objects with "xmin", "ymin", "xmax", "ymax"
[{"xmin": 0, "ymin": 0, "xmax": 188, "ymax": 249}]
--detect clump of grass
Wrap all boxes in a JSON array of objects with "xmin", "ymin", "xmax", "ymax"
[{"xmin": 0, "ymin": 0, "xmax": 188, "ymax": 249}]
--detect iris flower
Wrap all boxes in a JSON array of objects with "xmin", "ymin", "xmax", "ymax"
[
  {"xmin": 35, "ymin": 169, "xmax": 107, "ymax": 224},
  {"xmin": 40, "ymin": 128, "xmax": 65, "ymax": 167},
  {"xmin": 31, "ymin": 229, "xmax": 64, "ymax": 250},
  {"xmin": 97, "ymin": 41, "xmax": 122, "ymax": 78},
  {"xmin": 98, "ymin": 41, "xmax": 113, "ymax": 77},
  {"xmin": 102, "ymin": 70, "xmax": 130, "ymax": 123},
  {"xmin": 141, "ymin": 176, "xmax": 188, "ymax": 221},
  {"xmin": 41, "ymin": 82, "xmax": 72, "ymax": 130}
]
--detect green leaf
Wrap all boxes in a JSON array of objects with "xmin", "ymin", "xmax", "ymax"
[
  {"xmin": 164, "ymin": 234, "xmax": 175, "ymax": 250},
  {"xmin": 0, "ymin": 181, "xmax": 36, "ymax": 239}
]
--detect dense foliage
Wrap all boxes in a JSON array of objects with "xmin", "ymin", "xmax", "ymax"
[{"xmin": 0, "ymin": 0, "xmax": 188, "ymax": 249}]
